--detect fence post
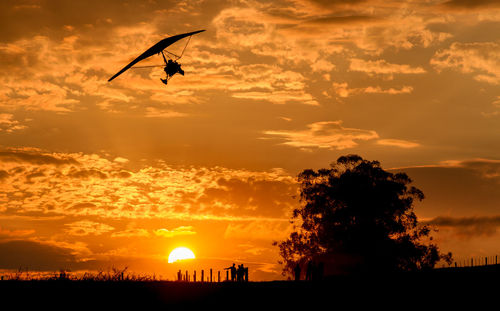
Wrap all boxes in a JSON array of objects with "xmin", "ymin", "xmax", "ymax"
[
  {"xmin": 471, "ymin": 258, "xmax": 473, "ymax": 267},
  {"xmin": 218, "ymin": 271, "xmax": 220, "ymax": 283},
  {"xmin": 486, "ymin": 257, "xmax": 488, "ymax": 266},
  {"xmin": 194, "ymin": 270, "xmax": 197, "ymax": 282},
  {"xmin": 210, "ymin": 268, "xmax": 213, "ymax": 283},
  {"xmin": 226, "ymin": 270, "xmax": 229, "ymax": 281},
  {"xmin": 201, "ymin": 270, "xmax": 204, "ymax": 282}
]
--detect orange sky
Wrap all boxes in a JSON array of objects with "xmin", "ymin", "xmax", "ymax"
[{"xmin": 1, "ymin": 0, "xmax": 500, "ymax": 280}]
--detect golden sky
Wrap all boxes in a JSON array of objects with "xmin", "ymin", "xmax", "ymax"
[{"xmin": 1, "ymin": 0, "xmax": 500, "ymax": 280}]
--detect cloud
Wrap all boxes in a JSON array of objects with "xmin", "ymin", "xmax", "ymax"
[
  {"xmin": 424, "ymin": 215, "xmax": 500, "ymax": 238},
  {"xmin": 377, "ymin": 139, "xmax": 420, "ymax": 148},
  {"xmin": 0, "ymin": 240, "xmax": 79, "ymax": 270},
  {"xmin": 0, "ymin": 11, "xmax": 198, "ymax": 114},
  {"xmin": 192, "ymin": 176, "xmax": 298, "ymax": 218},
  {"xmin": 67, "ymin": 168, "xmax": 108, "ymax": 179},
  {"xmin": 349, "ymin": 58, "xmax": 426, "ymax": 77},
  {"xmin": 64, "ymin": 220, "xmax": 115, "ymax": 236},
  {"xmin": 0, "ymin": 170, "xmax": 8, "ymax": 181},
  {"xmin": 113, "ymin": 157, "xmax": 129, "ymax": 164},
  {"xmin": 0, "ymin": 0, "xmax": 455, "ymax": 118},
  {"xmin": 310, "ymin": 59, "xmax": 335, "ymax": 72},
  {"xmin": 224, "ymin": 221, "xmax": 291, "ymax": 240},
  {"xmin": 332, "ymin": 82, "xmax": 413, "ymax": 97},
  {"xmin": 153, "ymin": 226, "xmax": 196, "ymax": 238},
  {"xmin": 392, "ymin": 159, "xmax": 500, "ymax": 221},
  {"xmin": 0, "ymin": 226, "xmax": 35, "ymax": 238},
  {"xmin": 144, "ymin": 107, "xmax": 188, "ymax": 118},
  {"xmin": 304, "ymin": 15, "xmax": 379, "ymax": 25},
  {"xmin": 431, "ymin": 41, "xmax": 500, "ymax": 84},
  {"xmin": 0, "ymin": 149, "xmax": 298, "ymax": 220},
  {"xmin": 0, "ymin": 114, "xmax": 27, "ymax": 133},
  {"xmin": 231, "ymin": 90, "xmax": 318, "ymax": 105},
  {"xmin": 443, "ymin": 158, "xmax": 500, "ymax": 179},
  {"xmin": 0, "ymin": 149, "xmax": 79, "ymax": 166},
  {"xmin": 111, "ymin": 228, "xmax": 150, "ymax": 238},
  {"xmin": 294, "ymin": 0, "xmax": 367, "ymax": 9},
  {"xmin": 0, "ymin": 35, "xmax": 80, "ymax": 111},
  {"xmin": 263, "ymin": 121, "xmax": 379, "ymax": 150},
  {"xmin": 441, "ymin": 0, "xmax": 500, "ymax": 9}
]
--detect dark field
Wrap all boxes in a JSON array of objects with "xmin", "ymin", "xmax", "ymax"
[{"xmin": 1, "ymin": 266, "xmax": 499, "ymax": 309}]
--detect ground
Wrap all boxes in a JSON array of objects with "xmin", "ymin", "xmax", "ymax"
[{"xmin": 1, "ymin": 266, "xmax": 499, "ymax": 309}]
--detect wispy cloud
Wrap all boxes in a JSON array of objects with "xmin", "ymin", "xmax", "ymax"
[
  {"xmin": 0, "ymin": 149, "xmax": 79, "ymax": 166},
  {"xmin": 144, "ymin": 107, "xmax": 188, "ymax": 118},
  {"xmin": 441, "ymin": 0, "xmax": 500, "ymax": 9},
  {"xmin": 0, "ymin": 226, "xmax": 35, "ymax": 238},
  {"xmin": 64, "ymin": 220, "xmax": 115, "ymax": 236},
  {"xmin": 224, "ymin": 221, "xmax": 291, "ymax": 240},
  {"xmin": 349, "ymin": 58, "xmax": 426, "ymax": 76},
  {"xmin": 154, "ymin": 226, "xmax": 196, "ymax": 238},
  {"xmin": 263, "ymin": 121, "xmax": 379, "ymax": 150},
  {"xmin": 377, "ymin": 139, "xmax": 420, "ymax": 149},
  {"xmin": 0, "ymin": 114, "xmax": 27, "ymax": 133},
  {"xmin": 425, "ymin": 215, "xmax": 500, "ymax": 238},
  {"xmin": 111, "ymin": 228, "xmax": 150, "ymax": 238},
  {"xmin": 332, "ymin": 82, "xmax": 413, "ymax": 97},
  {"xmin": 431, "ymin": 41, "xmax": 500, "ymax": 85}
]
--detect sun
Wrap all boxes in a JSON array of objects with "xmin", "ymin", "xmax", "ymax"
[{"xmin": 168, "ymin": 247, "xmax": 195, "ymax": 263}]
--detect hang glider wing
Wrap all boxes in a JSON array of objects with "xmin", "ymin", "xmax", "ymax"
[{"xmin": 108, "ymin": 29, "xmax": 205, "ymax": 82}]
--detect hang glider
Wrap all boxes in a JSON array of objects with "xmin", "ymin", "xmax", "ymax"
[{"xmin": 108, "ymin": 29, "xmax": 205, "ymax": 84}]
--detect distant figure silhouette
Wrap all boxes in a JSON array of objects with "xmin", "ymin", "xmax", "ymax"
[
  {"xmin": 306, "ymin": 261, "xmax": 314, "ymax": 281},
  {"xmin": 237, "ymin": 264, "xmax": 243, "ymax": 282},
  {"xmin": 225, "ymin": 263, "xmax": 237, "ymax": 282},
  {"xmin": 294, "ymin": 263, "xmax": 301, "ymax": 281},
  {"xmin": 244, "ymin": 266, "xmax": 249, "ymax": 282}
]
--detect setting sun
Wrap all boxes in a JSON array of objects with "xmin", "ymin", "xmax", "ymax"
[{"xmin": 168, "ymin": 247, "xmax": 196, "ymax": 263}]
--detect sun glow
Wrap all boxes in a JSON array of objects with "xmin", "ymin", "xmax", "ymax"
[{"xmin": 168, "ymin": 247, "xmax": 196, "ymax": 263}]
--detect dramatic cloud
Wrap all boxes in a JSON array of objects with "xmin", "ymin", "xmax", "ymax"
[
  {"xmin": 1, "ymin": 0, "xmax": 500, "ymax": 279},
  {"xmin": 0, "ymin": 149, "xmax": 297, "ymax": 220},
  {"xmin": 263, "ymin": 121, "xmax": 379, "ymax": 150}
]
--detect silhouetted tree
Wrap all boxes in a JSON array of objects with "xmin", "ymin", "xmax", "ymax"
[{"xmin": 275, "ymin": 155, "xmax": 451, "ymax": 276}]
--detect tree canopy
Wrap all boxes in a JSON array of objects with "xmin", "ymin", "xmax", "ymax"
[{"xmin": 275, "ymin": 155, "xmax": 451, "ymax": 276}]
